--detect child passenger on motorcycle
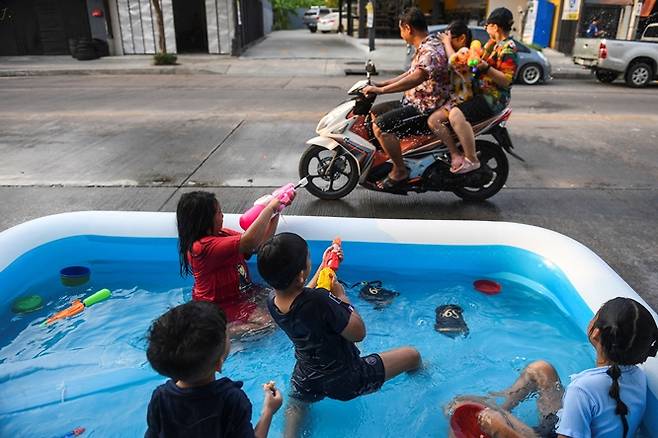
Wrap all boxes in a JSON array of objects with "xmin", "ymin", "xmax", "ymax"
[
  {"xmin": 176, "ymin": 191, "xmax": 292, "ymax": 338},
  {"xmin": 426, "ymin": 21, "xmax": 475, "ymax": 173},
  {"xmin": 430, "ymin": 8, "xmax": 519, "ymax": 174}
]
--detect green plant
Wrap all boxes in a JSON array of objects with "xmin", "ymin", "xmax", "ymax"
[
  {"xmin": 153, "ymin": 52, "xmax": 178, "ymax": 65},
  {"xmin": 527, "ymin": 43, "xmax": 544, "ymax": 52},
  {"xmin": 272, "ymin": 0, "xmax": 315, "ymax": 30}
]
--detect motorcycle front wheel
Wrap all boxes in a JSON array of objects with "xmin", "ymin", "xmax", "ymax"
[
  {"xmin": 299, "ymin": 145, "xmax": 360, "ymax": 200},
  {"xmin": 453, "ymin": 139, "xmax": 509, "ymax": 201}
]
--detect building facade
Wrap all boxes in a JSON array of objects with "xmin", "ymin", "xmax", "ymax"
[
  {"xmin": 0, "ymin": 0, "xmax": 268, "ymax": 56},
  {"xmin": 489, "ymin": 0, "xmax": 649, "ymax": 53}
]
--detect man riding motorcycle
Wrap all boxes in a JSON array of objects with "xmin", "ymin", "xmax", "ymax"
[{"xmin": 362, "ymin": 7, "xmax": 450, "ymax": 190}]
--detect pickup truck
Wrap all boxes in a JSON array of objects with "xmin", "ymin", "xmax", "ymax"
[{"xmin": 572, "ymin": 23, "xmax": 658, "ymax": 87}]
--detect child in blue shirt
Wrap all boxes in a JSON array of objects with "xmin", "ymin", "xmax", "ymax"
[
  {"xmin": 257, "ymin": 232, "xmax": 422, "ymax": 437},
  {"xmin": 448, "ymin": 297, "xmax": 658, "ymax": 437},
  {"xmin": 145, "ymin": 301, "xmax": 283, "ymax": 438}
]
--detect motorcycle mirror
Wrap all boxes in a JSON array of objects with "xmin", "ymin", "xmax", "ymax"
[{"xmin": 365, "ymin": 60, "xmax": 377, "ymax": 74}]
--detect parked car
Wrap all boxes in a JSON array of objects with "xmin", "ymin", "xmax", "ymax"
[
  {"xmin": 572, "ymin": 23, "xmax": 658, "ymax": 87},
  {"xmin": 317, "ymin": 12, "xmax": 340, "ymax": 33},
  {"xmin": 404, "ymin": 25, "xmax": 552, "ymax": 85},
  {"xmin": 303, "ymin": 6, "xmax": 331, "ymax": 33}
]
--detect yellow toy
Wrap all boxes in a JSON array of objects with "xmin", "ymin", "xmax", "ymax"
[
  {"xmin": 467, "ymin": 40, "xmax": 483, "ymax": 70},
  {"xmin": 317, "ymin": 238, "xmax": 342, "ymax": 290}
]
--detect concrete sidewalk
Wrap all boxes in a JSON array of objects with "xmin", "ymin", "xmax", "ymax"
[{"xmin": 0, "ymin": 30, "xmax": 590, "ymax": 79}]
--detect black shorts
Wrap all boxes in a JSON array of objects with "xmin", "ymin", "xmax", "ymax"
[
  {"xmin": 290, "ymin": 353, "xmax": 386, "ymax": 402},
  {"xmin": 372, "ymin": 100, "xmax": 432, "ymax": 136},
  {"xmin": 456, "ymin": 95, "xmax": 495, "ymax": 124},
  {"xmin": 533, "ymin": 412, "xmax": 559, "ymax": 438}
]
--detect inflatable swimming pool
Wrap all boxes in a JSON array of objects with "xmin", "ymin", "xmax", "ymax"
[{"xmin": 0, "ymin": 212, "xmax": 656, "ymax": 436}]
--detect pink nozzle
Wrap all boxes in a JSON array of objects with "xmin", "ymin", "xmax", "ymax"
[{"xmin": 240, "ymin": 183, "xmax": 297, "ymax": 230}]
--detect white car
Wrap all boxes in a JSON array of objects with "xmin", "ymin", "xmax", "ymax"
[{"xmin": 317, "ymin": 12, "xmax": 340, "ymax": 33}]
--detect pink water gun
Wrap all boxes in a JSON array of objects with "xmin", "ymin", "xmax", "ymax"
[
  {"xmin": 317, "ymin": 238, "xmax": 342, "ymax": 290},
  {"xmin": 239, "ymin": 178, "xmax": 307, "ymax": 230}
]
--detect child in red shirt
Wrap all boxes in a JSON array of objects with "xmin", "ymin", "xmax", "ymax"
[{"xmin": 176, "ymin": 191, "xmax": 291, "ymax": 337}]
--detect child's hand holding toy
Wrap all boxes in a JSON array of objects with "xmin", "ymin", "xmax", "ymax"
[{"xmin": 262, "ymin": 381, "xmax": 283, "ymax": 414}]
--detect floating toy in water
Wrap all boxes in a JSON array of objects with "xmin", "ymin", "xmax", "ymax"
[
  {"xmin": 348, "ymin": 280, "xmax": 399, "ymax": 309},
  {"xmin": 60, "ymin": 266, "xmax": 91, "ymax": 287},
  {"xmin": 473, "ymin": 280, "xmax": 501, "ymax": 295},
  {"xmin": 54, "ymin": 427, "xmax": 85, "ymax": 438},
  {"xmin": 44, "ymin": 288, "xmax": 111, "ymax": 325},
  {"xmin": 239, "ymin": 178, "xmax": 307, "ymax": 230},
  {"xmin": 450, "ymin": 402, "xmax": 490, "ymax": 438},
  {"xmin": 317, "ymin": 237, "xmax": 342, "ymax": 290},
  {"xmin": 435, "ymin": 304, "xmax": 469, "ymax": 338},
  {"xmin": 11, "ymin": 294, "xmax": 44, "ymax": 314}
]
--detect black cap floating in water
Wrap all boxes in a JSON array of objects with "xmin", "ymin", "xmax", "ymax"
[
  {"xmin": 435, "ymin": 304, "xmax": 469, "ymax": 338},
  {"xmin": 352, "ymin": 281, "xmax": 400, "ymax": 309}
]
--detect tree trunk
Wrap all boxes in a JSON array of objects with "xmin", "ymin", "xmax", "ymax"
[{"xmin": 151, "ymin": 0, "xmax": 167, "ymax": 53}]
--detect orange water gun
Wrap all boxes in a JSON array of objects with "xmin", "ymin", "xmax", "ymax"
[
  {"xmin": 44, "ymin": 288, "xmax": 111, "ymax": 325},
  {"xmin": 467, "ymin": 40, "xmax": 484, "ymax": 71},
  {"xmin": 317, "ymin": 238, "xmax": 342, "ymax": 290}
]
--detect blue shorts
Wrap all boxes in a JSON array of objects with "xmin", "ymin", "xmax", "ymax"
[{"xmin": 290, "ymin": 353, "xmax": 386, "ymax": 402}]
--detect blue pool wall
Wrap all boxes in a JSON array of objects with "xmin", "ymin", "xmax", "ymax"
[{"xmin": 1, "ymin": 212, "xmax": 656, "ymax": 432}]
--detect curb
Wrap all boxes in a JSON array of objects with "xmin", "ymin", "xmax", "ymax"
[
  {"xmin": 0, "ymin": 67, "xmax": 593, "ymax": 80},
  {"xmin": 0, "ymin": 67, "xmax": 219, "ymax": 77}
]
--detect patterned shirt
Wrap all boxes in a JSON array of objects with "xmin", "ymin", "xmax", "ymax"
[
  {"xmin": 401, "ymin": 35, "xmax": 450, "ymax": 113},
  {"xmin": 476, "ymin": 37, "xmax": 518, "ymax": 113}
]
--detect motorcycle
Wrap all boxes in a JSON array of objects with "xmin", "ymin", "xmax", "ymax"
[{"xmin": 299, "ymin": 61, "xmax": 523, "ymax": 201}]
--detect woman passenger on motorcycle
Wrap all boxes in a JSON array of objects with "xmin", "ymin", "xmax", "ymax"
[
  {"xmin": 431, "ymin": 7, "xmax": 519, "ymax": 174},
  {"xmin": 426, "ymin": 21, "xmax": 474, "ymax": 172}
]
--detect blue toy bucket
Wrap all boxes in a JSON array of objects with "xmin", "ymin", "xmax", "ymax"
[{"xmin": 59, "ymin": 266, "xmax": 91, "ymax": 287}]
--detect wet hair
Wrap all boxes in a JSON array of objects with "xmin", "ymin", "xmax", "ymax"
[
  {"xmin": 176, "ymin": 191, "xmax": 218, "ymax": 276},
  {"xmin": 447, "ymin": 20, "xmax": 472, "ymax": 47},
  {"xmin": 487, "ymin": 7, "xmax": 514, "ymax": 33},
  {"xmin": 399, "ymin": 7, "xmax": 427, "ymax": 32},
  {"xmin": 257, "ymin": 232, "xmax": 309, "ymax": 290},
  {"xmin": 589, "ymin": 297, "xmax": 658, "ymax": 437},
  {"xmin": 146, "ymin": 301, "xmax": 227, "ymax": 382}
]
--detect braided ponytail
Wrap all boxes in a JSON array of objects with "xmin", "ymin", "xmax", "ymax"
[
  {"xmin": 593, "ymin": 298, "xmax": 658, "ymax": 437},
  {"xmin": 606, "ymin": 363, "xmax": 629, "ymax": 438}
]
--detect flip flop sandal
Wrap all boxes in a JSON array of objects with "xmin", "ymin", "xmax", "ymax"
[
  {"xmin": 453, "ymin": 158, "xmax": 481, "ymax": 175},
  {"xmin": 376, "ymin": 174, "xmax": 409, "ymax": 190},
  {"xmin": 450, "ymin": 154, "xmax": 465, "ymax": 172}
]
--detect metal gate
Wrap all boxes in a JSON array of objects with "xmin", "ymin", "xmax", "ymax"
[{"xmin": 233, "ymin": 0, "xmax": 263, "ymax": 53}]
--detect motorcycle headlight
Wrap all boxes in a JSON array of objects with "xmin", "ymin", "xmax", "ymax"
[{"xmin": 316, "ymin": 114, "xmax": 331, "ymax": 133}]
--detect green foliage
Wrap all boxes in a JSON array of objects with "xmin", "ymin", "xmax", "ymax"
[
  {"xmin": 272, "ymin": 0, "xmax": 316, "ymax": 30},
  {"xmin": 324, "ymin": 0, "xmax": 339, "ymax": 8},
  {"xmin": 527, "ymin": 43, "xmax": 544, "ymax": 52},
  {"xmin": 153, "ymin": 53, "xmax": 178, "ymax": 65}
]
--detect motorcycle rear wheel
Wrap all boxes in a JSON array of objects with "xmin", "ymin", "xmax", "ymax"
[
  {"xmin": 299, "ymin": 145, "xmax": 360, "ymax": 200},
  {"xmin": 453, "ymin": 139, "xmax": 509, "ymax": 201}
]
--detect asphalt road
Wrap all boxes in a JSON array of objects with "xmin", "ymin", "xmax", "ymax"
[{"xmin": 1, "ymin": 75, "xmax": 657, "ymax": 308}]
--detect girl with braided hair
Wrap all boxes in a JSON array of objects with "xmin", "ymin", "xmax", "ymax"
[{"xmin": 448, "ymin": 297, "xmax": 658, "ymax": 437}]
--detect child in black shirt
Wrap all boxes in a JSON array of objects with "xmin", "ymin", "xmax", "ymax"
[
  {"xmin": 257, "ymin": 232, "xmax": 422, "ymax": 437},
  {"xmin": 145, "ymin": 301, "xmax": 282, "ymax": 438}
]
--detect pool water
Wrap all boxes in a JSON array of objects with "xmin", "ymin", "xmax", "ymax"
[{"xmin": 0, "ymin": 238, "xmax": 595, "ymax": 437}]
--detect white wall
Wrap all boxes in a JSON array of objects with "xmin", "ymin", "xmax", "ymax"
[
  {"xmin": 488, "ymin": 0, "xmax": 528, "ymax": 36},
  {"xmin": 114, "ymin": 0, "xmax": 176, "ymax": 54}
]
